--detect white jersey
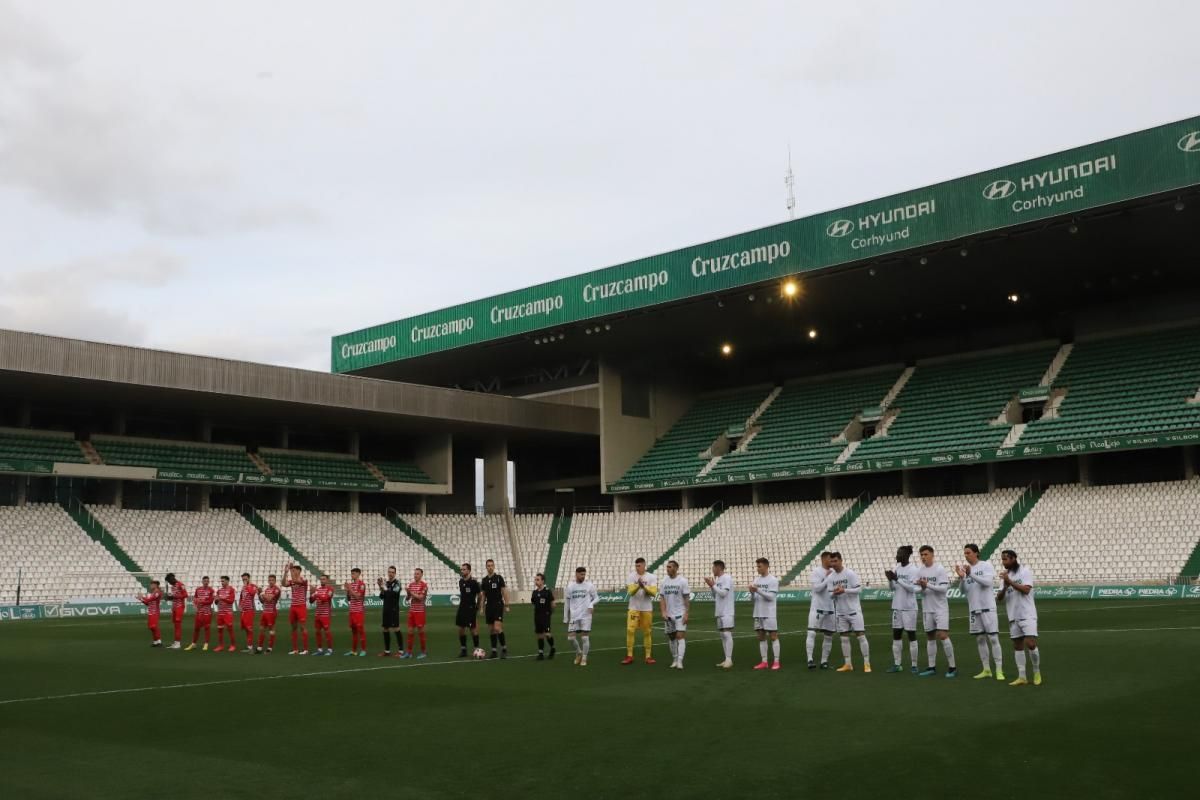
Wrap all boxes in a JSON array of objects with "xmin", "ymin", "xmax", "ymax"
[
  {"xmin": 962, "ymin": 561, "xmax": 997, "ymax": 612},
  {"xmin": 810, "ymin": 566, "xmax": 834, "ymax": 613},
  {"xmin": 660, "ymin": 575, "xmax": 690, "ymax": 618},
  {"xmin": 889, "ymin": 563, "xmax": 919, "ymax": 612},
  {"xmin": 626, "ymin": 571, "xmax": 658, "ymax": 612},
  {"xmin": 1003, "ymin": 566, "xmax": 1037, "ymax": 620},
  {"xmin": 563, "ymin": 580, "xmax": 597, "ymax": 623},
  {"xmin": 751, "ymin": 574, "xmax": 779, "ymax": 617},
  {"xmin": 917, "ymin": 563, "xmax": 951, "ymax": 614},
  {"xmin": 828, "ymin": 567, "xmax": 862, "ymax": 616},
  {"xmin": 711, "ymin": 574, "xmax": 734, "ymax": 619}
]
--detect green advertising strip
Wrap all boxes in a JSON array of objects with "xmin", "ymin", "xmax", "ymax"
[
  {"xmin": 155, "ymin": 469, "xmax": 385, "ymax": 492},
  {"xmin": 0, "ymin": 596, "xmax": 461, "ymax": 622},
  {"xmin": 0, "ymin": 458, "xmax": 54, "ymax": 474},
  {"xmin": 607, "ymin": 429, "xmax": 1200, "ymax": 493},
  {"xmin": 594, "ymin": 583, "xmax": 1200, "ymax": 604},
  {"xmin": 332, "ymin": 116, "xmax": 1200, "ymax": 372}
]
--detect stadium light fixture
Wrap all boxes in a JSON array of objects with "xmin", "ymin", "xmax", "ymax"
[
  {"xmin": 1007, "ymin": 293, "xmax": 1020, "ymax": 304},
  {"xmin": 748, "ymin": 293, "xmax": 756, "ymax": 302},
  {"xmin": 782, "ymin": 280, "xmax": 799, "ymax": 298},
  {"xmin": 868, "ymin": 267, "xmax": 877, "ymax": 277},
  {"xmin": 807, "ymin": 328, "xmax": 818, "ymax": 340},
  {"xmin": 960, "ymin": 247, "xmax": 969, "ymax": 257},
  {"xmin": 604, "ymin": 323, "xmax": 611, "ymax": 331},
  {"xmin": 1068, "ymin": 220, "xmax": 1079, "ymax": 234},
  {"xmin": 720, "ymin": 343, "xmax": 733, "ymax": 356},
  {"xmin": 1175, "ymin": 198, "xmax": 1186, "ymax": 211},
  {"xmin": 919, "ymin": 256, "xmax": 928, "ymax": 266}
]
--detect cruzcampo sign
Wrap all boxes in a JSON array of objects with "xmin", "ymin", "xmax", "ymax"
[{"xmin": 333, "ymin": 115, "xmax": 1200, "ymax": 372}]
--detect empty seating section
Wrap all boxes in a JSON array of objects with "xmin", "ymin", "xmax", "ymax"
[
  {"xmin": 1022, "ymin": 327, "xmax": 1200, "ymax": 444},
  {"xmin": 855, "ymin": 347, "xmax": 1055, "ymax": 459},
  {"xmin": 262, "ymin": 510, "xmax": 459, "ymax": 593},
  {"xmin": 0, "ymin": 429, "xmax": 85, "ymax": 464},
  {"xmin": 671, "ymin": 500, "xmax": 854, "ymax": 586},
  {"xmin": 400, "ymin": 514, "xmax": 515, "ymax": 587},
  {"xmin": 711, "ymin": 371, "xmax": 898, "ymax": 476},
  {"xmin": 371, "ymin": 460, "xmax": 434, "ymax": 483},
  {"xmin": 557, "ymin": 509, "xmax": 705, "ymax": 589},
  {"xmin": 259, "ymin": 450, "xmax": 376, "ymax": 483},
  {"xmin": 511, "ymin": 513, "xmax": 553, "ymax": 587},
  {"xmin": 0, "ymin": 504, "xmax": 143, "ymax": 603},
  {"xmin": 619, "ymin": 388, "xmax": 769, "ymax": 484},
  {"xmin": 996, "ymin": 480, "xmax": 1200, "ymax": 583},
  {"xmin": 92, "ymin": 436, "xmax": 257, "ymax": 474},
  {"xmin": 90, "ymin": 507, "xmax": 293, "ymax": 599},
  {"xmin": 823, "ymin": 491, "xmax": 1022, "ymax": 587}
]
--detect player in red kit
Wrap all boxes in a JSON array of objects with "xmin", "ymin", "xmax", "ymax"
[
  {"xmin": 257, "ymin": 574, "xmax": 281, "ymax": 653},
  {"xmin": 284, "ymin": 563, "xmax": 309, "ymax": 655},
  {"xmin": 311, "ymin": 575, "xmax": 335, "ymax": 656},
  {"xmin": 403, "ymin": 567, "xmax": 429, "ymax": 659},
  {"xmin": 238, "ymin": 572, "xmax": 259, "ymax": 652},
  {"xmin": 344, "ymin": 567, "xmax": 368, "ymax": 657},
  {"xmin": 213, "ymin": 576, "xmax": 236, "ymax": 652},
  {"xmin": 138, "ymin": 580, "xmax": 164, "ymax": 647},
  {"xmin": 185, "ymin": 576, "xmax": 215, "ymax": 651},
  {"xmin": 165, "ymin": 573, "xmax": 187, "ymax": 649}
]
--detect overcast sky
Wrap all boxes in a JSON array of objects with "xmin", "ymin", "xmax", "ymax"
[{"xmin": 1, "ymin": 1, "xmax": 1196, "ymax": 371}]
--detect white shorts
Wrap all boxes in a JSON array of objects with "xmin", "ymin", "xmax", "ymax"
[
  {"xmin": 836, "ymin": 612, "xmax": 864, "ymax": 633},
  {"xmin": 891, "ymin": 608, "xmax": 917, "ymax": 632},
  {"xmin": 753, "ymin": 616, "xmax": 778, "ymax": 632},
  {"xmin": 808, "ymin": 607, "xmax": 835, "ymax": 633},
  {"xmin": 664, "ymin": 616, "xmax": 687, "ymax": 635},
  {"xmin": 567, "ymin": 618, "xmax": 592, "ymax": 633},
  {"xmin": 969, "ymin": 608, "xmax": 999, "ymax": 635},
  {"xmin": 1009, "ymin": 618, "xmax": 1038, "ymax": 640},
  {"xmin": 923, "ymin": 608, "xmax": 950, "ymax": 633},
  {"xmin": 714, "ymin": 614, "xmax": 734, "ymax": 630}
]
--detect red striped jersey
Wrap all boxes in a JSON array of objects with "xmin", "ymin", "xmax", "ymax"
[
  {"xmin": 239, "ymin": 583, "xmax": 258, "ymax": 611},
  {"xmin": 194, "ymin": 586, "xmax": 215, "ymax": 613},
  {"xmin": 406, "ymin": 580, "xmax": 428, "ymax": 612},
  {"xmin": 170, "ymin": 582, "xmax": 188, "ymax": 610},
  {"xmin": 141, "ymin": 589, "xmax": 162, "ymax": 615},
  {"xmin": 288, "ymin": 578, "xmax": 308, "ymax": 608},
  {"xmin": 347, "ymin": 580, "xmax": 366, "ymax": 613},
  {"xmin": 312, "ymin": 585, "xmax": 334, "ymax": 618},
  {"xmin": 260, "ymin": 585, "xmax": 281, "ymax": 612},
  {"xmin": 216, "ymin": 586, "xmax": 235, "ymax": 613}
]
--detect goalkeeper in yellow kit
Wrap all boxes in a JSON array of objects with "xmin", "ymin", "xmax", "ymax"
[{"xmin": 621, "ymin": 557, "xmax": 658, "ymax": 665}]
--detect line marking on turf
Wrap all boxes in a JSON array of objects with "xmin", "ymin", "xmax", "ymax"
[{"xmin": 3, "ymin": 601, "xmax": 1194, "ymax": 706}]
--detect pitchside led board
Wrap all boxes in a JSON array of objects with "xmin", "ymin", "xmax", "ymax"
[{"xmin": 332, "ymin": 116, "xmax": 1200, "ymax": 373}]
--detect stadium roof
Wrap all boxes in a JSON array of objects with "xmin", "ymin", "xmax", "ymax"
[{"xmin": 334, "ymin": 115, "xmax": 1200, "ymax": 379}]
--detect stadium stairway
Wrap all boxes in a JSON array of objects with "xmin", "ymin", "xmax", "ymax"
[
  {"xmin": 239, "ymin": 504, "xmax": 323, "ymax": 577},
  {"xmin": 384, "ymin": 511, "xmax": 461, "ymax": 573},
  {"xmin": 542, "ymin": 511, "xmax": 572, "ymax": 588},
  {"xmin": 649, "ymin": 502, "xmax": 726, "ymax": 573},
  {"xmin": 62, "ymin": 498, "xmax": 151, "ymax": 590},
  {"xmin": 979, "ymin": 483, "xmax": 1046, "ymax": 560},
  {"xmin": 780, "ymin": 492, "xmax": 874, "ymax": 585},
  {"xmin": 1179, "ymin": 537, "xmax": 1200, "ymax": 582}
]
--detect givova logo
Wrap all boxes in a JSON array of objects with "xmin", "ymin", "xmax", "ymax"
[
  {"xmin": 1178, "ymin": 131, "xmax": 1200, "ymax": 153},
  {"xmin": 982, "ymin": 179, "xmax": 1016, "ymax": 200},
  {"xmin": 826, "ymin": 219, "xmax": 854, "ymax": 238}
]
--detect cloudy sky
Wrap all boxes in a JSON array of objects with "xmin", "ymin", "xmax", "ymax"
[{"xmin": 1, "ymin": 1, "xmax": 1196, "ymax": 371}]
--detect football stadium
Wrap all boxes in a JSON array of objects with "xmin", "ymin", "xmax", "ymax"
[{"xmin": 3, "ymin": 111, "xmax": 1200, "ymax": 797}]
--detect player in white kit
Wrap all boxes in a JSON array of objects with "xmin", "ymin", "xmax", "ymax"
[
  {"xmin": 807, "ymin": 552, "xmax": 836, "ymax": 670},
  {"xmin": 999, "ymin": 549, "xmax": 1041, "ymax": 686},
  {"xmin": 563, "ymin": 566, "xmax": 598, "ymax": 666},
  {"xmin": 956, "ymin": 543, "xmax": 1004, "ymax": 681},
  {"xmin": 748, "ymin": 557, "xmax": 780, "ymax": 671},
  {"xmin": 884, "ymin": 545, "xmax": 920, "ymax": 673},
  {"xmin": 916, "ymin": 545, "xmax": 957, "ymax": 678},
  {"xmin": 659, "ymin": 560, "xmax": 691, "ymax": 670},
  {"xmin": 828, "ymin": 552, "xmax": 870, "ymax": 673},
  {"xmin": 703, "ymin": 560, "xmax": 735, "ymax": 669}
]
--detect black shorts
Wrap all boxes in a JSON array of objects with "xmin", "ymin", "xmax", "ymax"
[
  {"xmin": 381, "ymin": 608, "xmax": 400, "ymax": 629},
  {"xmin": 485, "ymin": 606, "xmax": 505, "ymax": 625},
  {"xmin": 455, "ymin": 606, "xmax": 478, "ymax": 628},
  {"xmin": 534, "ymin": 615, "xmax": 552, "ymax": 635}
]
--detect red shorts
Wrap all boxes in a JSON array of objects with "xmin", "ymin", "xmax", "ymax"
[
  {"xmin": 289, "ymin": 606, "xmax": 308, "ymax": 625},
  {"xmin": 147, "ymin": 614, "xmax": 160, "ymax": 629},
  {"xmin": 349, "ymin": 611, "xmax": 365, "ymax": 628},
  {"xmin": 217, "ymin": 612, "xmax": 234, "ymax": 627},
  {"xmin": 407, "ymin": 610, "xmax": 426, "ymax": 628},
  {"xmin": 240, "ymin": 611, "xmax": 256, "ymax": 629},
  {"xmin": 196, "ymin": 612, "xmax": 213, "ymax": 626},
  {"xmin": 172, "ymin": 606, "xmax": 185, "ymax": 624},
  {"xmin": 315, "ymin": 616, "xmax": 331, "ymax": 630},
  {"xmin": 261, "ymin": 611, "xmax": 278, "ymax": 628}
]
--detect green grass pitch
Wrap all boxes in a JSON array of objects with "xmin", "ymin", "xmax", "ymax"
[{"xmin": 2, "ymin": 600, "xmax": 1196, "ymax": 799}]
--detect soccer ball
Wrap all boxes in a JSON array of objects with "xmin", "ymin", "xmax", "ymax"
[{"xmin": 472, "ymin": 648, "xmax": 487, "ymax": 660}]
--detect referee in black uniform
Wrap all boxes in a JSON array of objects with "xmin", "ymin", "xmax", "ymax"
[
  {"xmin": 532, "ymin": 572, "xmax": 556, "ymax": 660},
  {"xmin": 456, "ymin": 563, "xmax": 482, "ymax": 657},
  {"xmin": 377, "ymin": 566, "xmax": 404, "ymax": 657},
  {"xmin": 481, "ymin": 558, "xmax": 509, "ymax": 658}
]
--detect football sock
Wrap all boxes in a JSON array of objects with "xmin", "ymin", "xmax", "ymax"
[
  {"xmin": 759, "ymin": 640, "xmax": 768, "ymax": 662},
  {"xmin": 269, "ymin": 632, "xmax": 276, "ymax": 649},
  {"xmin": 941, "ymin": 638, "xmax": 956, "ymax": 669},
  {"xmin": 571, "ymin": 635, "xmax": 581, "ymax": 654},
  {"xmin": 821, "ymin": 637, "xmax": 833, "ymax": 663},
  {"xmin": 498, "ymin": 632, "xmax": 506, "ymax": 648},
  {"xmin": 538, "ymin": 638, "xmax": 545, "ymax": 653},
  {"xmin": 976, "ymin": 636, "xmax": 990, "ymax": 667},
  {"xmin": 926, "ymin": 640, "xmax": 937, "ymax": 667},
  {"xmin": 858, "ymin": 635, "xmax": 870, "ymax": 663},
  {"xmin": 909, "ymin": 640, "xmax": 919, "ymax": 666},
  {"xmin": 490, "ymin": 633, "xmax": 498, "ymax": 651},
  {"xmin": 419, "ymin": 631, "xmax": 427, "ymax": 651},
  {"xmin": 546, "ymin": 635, "xmax": 554, "ymax": 650},
  {"xmin": 642, "ymin": 629, "xmax": 653, "ymax": 658},
  {"xmin": 582, "ymin": 637, "xmax": 591, "ymax": 656},
  {"xmin": 807, "ymin": 631, "xmax": 816, "ymax": 661},
  {"xmin": 771, "ymin": 639, "xmax": 780, "ymax": 661},
  {"xmin": 471, "ymin": 633, "xmax": 480, "ymax": 648},
  {"xmin": 458, "ymin": 634, "xmax": 467, "ymax": 650},
  {"xmin": 383, "ymin": 631, "xmax": 391, "ymax": 651},
  {"xmin": 892, "ymin": 639, "xmax": 902, "ymax": 664},
  {"xmin": 625, "ymin": 627, "xmax": 636, "ymax": 657},
  {"xmin": 988, "ymin": 634, "xmax": 1003, "ymax": 670},
  {"xmin": 721, "ymin": 631, "xmax": 733, "ymax": 661},
  {"xmin": 677, "ymin": 640, "xmax": 686, "ymax": 660},
  {"xmin": 1029, "ymin": 648, "xmax": 1040, "ymax": 670},
  {"xmin": 840, "ymin": 636, "xmax": 851, "ymax": 662},
  {"xmin": 1014, "ymin": 649, "xmax": 1027, "ymax": 678}
]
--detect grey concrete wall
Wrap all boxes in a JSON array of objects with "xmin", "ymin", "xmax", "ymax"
[{"xmin": 598, "ymin": 361, "xmax": 694, "ymax": 488}]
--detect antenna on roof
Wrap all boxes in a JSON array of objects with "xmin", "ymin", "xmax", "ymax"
[{"xmin": 784, "ymin": 143, "xmax": 796, "ymax": 221}]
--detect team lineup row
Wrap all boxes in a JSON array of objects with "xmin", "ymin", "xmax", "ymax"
[{"xmin": 133, "ymin": 546, "xmax": 1043, "ymax": 685}]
